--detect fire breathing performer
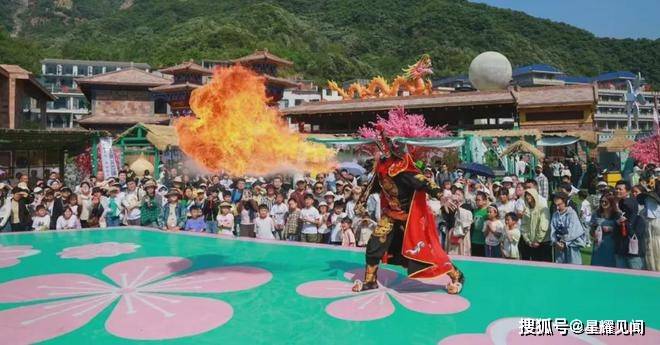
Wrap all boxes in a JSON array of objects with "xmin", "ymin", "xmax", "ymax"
[{"xmin": 352, "ymin": 125, "xmax": 465, "ymax": 294}]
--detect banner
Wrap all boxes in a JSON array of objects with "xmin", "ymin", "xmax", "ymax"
[{"xmin": 100, "ymin": 137, "xmax": 119, "ymax": 178}]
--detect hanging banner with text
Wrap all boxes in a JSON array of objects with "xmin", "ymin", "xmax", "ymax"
[{"xmin": 100, "ymin": 137, "xmax": 119, "ymax": 178}]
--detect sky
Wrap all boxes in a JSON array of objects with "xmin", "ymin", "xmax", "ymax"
[{"xmin": 470, "ymin": 0, "xmax": 660, "ymax": 39}]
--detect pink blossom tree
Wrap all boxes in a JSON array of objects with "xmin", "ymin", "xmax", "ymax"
[
  {"xmin": 630, "ymin": 134, "xmax": 660, "ymax": 165},
  {"xmin": 358, "ymin": 106, "xmax": 449, "ymax": 139}
]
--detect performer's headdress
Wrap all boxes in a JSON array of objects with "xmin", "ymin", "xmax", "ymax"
[{"xmin": 374, "ymin": 124, "xmax": 406, "ymax": 159}]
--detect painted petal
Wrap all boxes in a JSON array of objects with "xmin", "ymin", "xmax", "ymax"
[
  {"xmin": 106, "ymin": 293, "xmax": 232, "ymax": 340},
  {"xmin": 0, "ymin": 294, "xmax": 115, "ymax": 344},
  {"xmin": 296, "ymin": 280, "xmax": 356, "ymax": 298},
  {"xmin": 389, "ymin": 290, "xmax": 469, "ymax": 314},
  {"xmin": 438, "ymin": 334, "xmax": 494, "ymax": 345},
  {"xmin": 58, "ymin": 242, "xmax": 140, "ymax": 260},
  {"xmin": 0, "ymin": 274, "xmax": 114, "ymax": 303},
  {"xmin": 343, "ymin": 267, "xmax": 401, "ymax": 287},
  {"xmin": 325, "ymin": 291, "xmax": 394, "ymax": 321},
  {"xmin": 102, "ymin": 257, "xmax": 192, "ymax": 288},
  {"xmin": 0, "ymin": 258, "xmax": 20, "ymax": 268},
  {"xmin": 141, "ymin": 266, "xmax": 271, "ymax": 293}
]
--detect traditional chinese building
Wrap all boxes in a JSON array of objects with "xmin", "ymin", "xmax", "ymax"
[
  {"xmin": 1, "ymin": 64, "xmax": 55, "ymax": 129},
  {"xmin": 76, "ymin": 68, "xmax": 171, "ymax": 133},
  {"xmin": 282, "ymin": 84, "xmax": 597, "ymax": 134},
  {"xmin": 229, "ymin": 49, "xmax": 299, "ymax": 103},
  {"xmin": 150, "ymin": 61, "xmax": 212, "ymax": 118}
]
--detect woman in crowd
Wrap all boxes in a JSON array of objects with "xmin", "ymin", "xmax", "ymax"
[
  {"xmin": 590, "ymin": 193, "xmax": 619, "ymax": 267},
  {"xmin": 520, "ymin": 189, "xmax": 551, "ymax": 262},
  {"xmin": 56, "ymin": 207, "xmax": 82, "ymax": 230},
  {"xmin": 78, "ymin": 181, "xmax": 93, "ymax": 227}
]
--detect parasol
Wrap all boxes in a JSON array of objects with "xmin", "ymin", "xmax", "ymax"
[{"xmin": 458, "ymin": 162, "xmax": 495, "ymax": 178}]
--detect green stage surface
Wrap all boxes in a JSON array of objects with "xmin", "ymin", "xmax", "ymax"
[{"xmin": 1, "ymin": 228, "xmax": 659, "ymax": 345}]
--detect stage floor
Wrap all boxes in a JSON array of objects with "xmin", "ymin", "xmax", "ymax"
[{"xmin": 1, "ymin": 228, "xmax": 659, "ymax": 345}]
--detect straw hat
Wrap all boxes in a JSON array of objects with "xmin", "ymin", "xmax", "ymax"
[
  {"xmin": 166, "ymin": 188, "xmax": 182, "ymax": 197},
  {"xmin": 143, "ymin": 180, "xmax": 157, "ymax": 189},
  {"xmin": 219, "ymin": 201, "xmax": 232, "ymax": 208}
]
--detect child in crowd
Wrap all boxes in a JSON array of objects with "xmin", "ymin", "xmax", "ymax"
[
  {"xmin": 329, "ymin": 201, "xmax": 347, "ymax": 245},
  {"xmin": 88, "ymin": 195, "xmax": 104, "ymax": 228},
  {"xmin": 482, "ymin": 204, "xmax": 503, "ymax": 258},
  {"xmin": 578, "ymin": 190, "xmax": 592, "ymax": 247},
  {"xmin": 340, "ymin": 217, "xmax": 356, "ymax": 247},
  {"xmin": 270, "ymin": 193, "xmax": 288, "ymax": 240},
  {"xmin": 284, "ymin": 198, "xmax": 301, "ymax": 241},
  {"xmin": 216, "ymin": 202, "xmax": 235, "ymax": 236},
  {"xmin": 254, "ymin": 204, "xmax": 276, "ymax": 240},
  {"xmin": 355, "ymin": 212, "xmax": 377, "ymax": 247},
  {"xmin": 31, "ymin": 205, "xmax": 51, "ymax": 231},
  {"xmin": 56, "ymin": 207, "xmax": 81, "ymax": 230},
  {"xmin": 184, "ymin": 205, "xmax": 206, "ymax": 232},
  {"xmin": 317, "ymin": 202, "xmax": 331, "ymax": 244},
  {"xmin": 160, "ymin": 189, "xmax": 186, "ymax": 231},
  {"xmin": 299, "ymin": 194, "xmax": 321, "ymax": 243},
  {"xmin": 501, "ymin": 212, "xmax": 521, "ymax": 259}
]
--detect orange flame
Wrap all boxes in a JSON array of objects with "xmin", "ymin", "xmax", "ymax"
[{"xmin": 175, "ymin": 65, "xmax": 336, "ymax": 176}]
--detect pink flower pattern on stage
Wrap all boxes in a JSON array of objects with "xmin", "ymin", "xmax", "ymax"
[
  {"xmin": 296, "ymin": 267, "xmax": 469, "ymax": 321},
  {"xmin": 0, "ymin": 244, "xmax": 40, "ymax": 268},
  {"xmin": 58, "ymin": 242, "xmax": 140, "ymax": 259},
  {"xmin": 438, "ymin": 317, "xmax": 660, "ymax": 345},
  {"xmin": 0, "ymin": 256, "xmax": 272, "ymax": 343}
]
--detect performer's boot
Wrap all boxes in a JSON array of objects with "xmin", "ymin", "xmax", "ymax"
[
  {"xmin": 352, "ymin": 264, "xmax": 379, "ymax": 292},
  {"xmin": 446, "ymin": 265, "xmax": 465, "ymax": 295}
]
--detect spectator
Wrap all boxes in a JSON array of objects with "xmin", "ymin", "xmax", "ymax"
[
  {"xmin": 284, "ymin": 198, "xmax": 302, "ymax": 241},
  {"xmin": 355, "ymin": 212, "xmax": 377, "ymax": 247},
  {"xmin": 502, "ymin": 212, "xmax": 521, "ymax": 259},
  {"xmin": 254, "ymin": 204, "xmax": 276, "ymax": 240},
  {"xmin": 300, "ymin": 194, "xmax": 321, "ymax": 243},
  {"xmin": 202, "ymin": 187, "xmax": 220, "ymax": 234},
  {"xmin": 638, "ymin": 184, "xmax": 660, "ymax": 271},
  {"xmin": 329, "ymin": 201, "xmax": 347, "ymax": 245},
  {"xmin": 9, "ymin": 186, "xmax": 31, "ymax": 231},
  {"xmin": 340, "ymin": 217, "xmax": 356, "ymax": 247},
  {"xmin": 104, "ymin": 186, "xmax": 123, "ymax": 227},
  {"xmin": 78, "ymin": 181, "xmax": 93, "ymax": 227},
  {"xmin": 483, "ymin": 204, "xmax": 503, "ymax": 258},
  {"xmin": 31, "ymin": 205, "xmax": 51, "ymax": 231},
  {"xmin": 470, "ymin": 191, "xmax": 488, "ymax": 256},
  {"xmin": 520, "ymin": 189, "xmax": 551, "ymax": 262},
  {"xmin": 590, "ymin": 193, "xmax": 619, "ymax": 267},
  {"xmin": 56, "ymin": 207, "xmax": 82, "ymax": 230},
  {"xmin": 317, "ymin": 201, "xmax": 331, "ymax": 243},
  {"xmin": 184, "ymin": 205, "xmax": 206, "ymax": 232},
  {"xmin": 88, "ymin": 195, "xmax": 104, "ymax": 228},
  {"xmin": 534, "ymin": 164, "xmax": 549, "ymax": 200},
  {"xmin": 550, "ymin": 192, "xmax": 587, "ymax": 264},
  {"xmin": 160, "ymin": 189, "xmax": 186, "ymax": 231},
  {"xmin": 216, "ymin": 202, "xmax": 235, "ymax": 236}
]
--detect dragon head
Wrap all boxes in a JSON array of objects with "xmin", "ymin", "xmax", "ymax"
[{"xmin": 403, "ymin": 54, "xmax": 433, "ymax": 80}]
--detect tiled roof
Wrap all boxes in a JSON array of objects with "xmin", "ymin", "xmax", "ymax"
[
  {"xmin": 159, "ymin": 61, "xmax": 212, "ymax": 75},
  {"xmin": 0, "ymin": 64, "xmax": 56, "ymax": 101},
  {"xmin": 150, "ymin": 82, "xmax": 203, "ymax": 93},
  {"xmin": 515, "ymin": 84, "xmax": 596, "ymax": 108},
  {"xmin": 78, "ymin": 114, "xmax": 169, "ymax": 125},
  {"xmin": 233, "ymin": 49, "xmax": 293, "ymax": 67},
  {"xmin": 512, "ymin": 64, "xmax": 563, "ymax": 77},
  {"xmin": 264, "ymin": 74, "xmax": 299, "ymax": 88},
  {"xmin": 282, "ymin": 89, "xmax": 515, "ymax": 116},
  {"xmin": 76, "ymin": 68, "xmax": 171, "ymax": 87},
  {"xmin": 593, "ymin": 71, "xmax": 637, "ymax": 81}
]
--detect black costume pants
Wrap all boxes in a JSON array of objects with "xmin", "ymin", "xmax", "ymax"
[{"xmin": 365, "ymin": 217, "xmax": 427, "ymax": 275}]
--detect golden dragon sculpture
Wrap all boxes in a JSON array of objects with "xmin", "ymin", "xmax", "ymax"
[{"xmin": 328, "ymin": 54, "xmax": 434, "ymax": 100}]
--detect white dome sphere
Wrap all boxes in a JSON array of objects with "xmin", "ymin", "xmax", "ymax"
[{"xmin": 468, "ymin": 51, "xmax": 512, "ymax": 91}]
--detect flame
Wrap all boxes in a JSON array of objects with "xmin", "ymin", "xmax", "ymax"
[{"xmin": 175, "ymin": 65, "xmax": 336, "ymax": 176}]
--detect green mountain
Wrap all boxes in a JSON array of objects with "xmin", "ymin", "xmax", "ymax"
[{"xmin": 1, "ymin": 0, "xmax": 659, "ymax": 86}]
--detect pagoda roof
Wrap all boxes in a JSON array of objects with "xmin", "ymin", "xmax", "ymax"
[
  {"xmin": 264, "ymin": 74, "xmax": 299, "ymax": 88},
  {"xmin": 76, "ymin": 67, "xmax": 171, "ymax": 98},
  {"xmin": 158, "ymin": 61, "xmax": 213, "ymax": 76},
  {"xmin": 233, "ymin": 49, "xmax": 293, "ymax": 67},
  {"xmin": 150, "ymin": 82, "xmax": 203, "ymax": 93}
]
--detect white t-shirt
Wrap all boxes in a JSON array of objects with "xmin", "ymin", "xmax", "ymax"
[
  {"xmin": 254, "ymin": 216, "xmax": 276, "ymax": 239},
  {"xmin": 32, "ymin": 215, "xmax": 51, "ymax": 231},
  {"xmin": 495, "ymin": 200, "xmax": 516, "ymax": 220},
  {"xmin": 300, "ymin": 206, "xmax": 320, "ymax": 234},
  {"xmin": 216, "ymin": 213, "xmax": 234, "ymax": 234},
  {"xmin": 329, "ymin": 212, "xmax": 346, "ymax": 242},
  {"xmin": 482, "ymin": 219, "xmax": 504, "ymax": 246},
  {"xmin": 56, "ymin": 215, "xmax": 81, "ymax": 230},
  {"xmin": 270, "ymin": 203, "xmax": 288, "ymax": 227}
]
